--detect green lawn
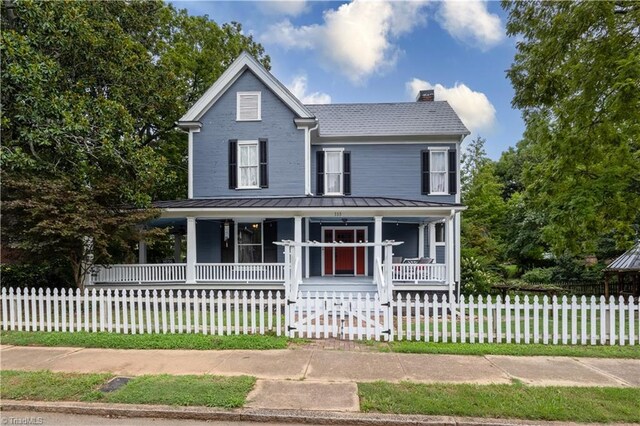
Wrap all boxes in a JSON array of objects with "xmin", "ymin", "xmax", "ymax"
[
  {"xmin": 358, "ymin": 381, "xmax": 640, "ymax": 423},
  {"xmin": 386, "ymin": 341, "xmax": 640, "ymax": 358},
  {"xmin": 1, "ymin": 370, "xmax": 255, "ymax": 408},
  {"xmin": 1, "ymin": 370, "xmax": 111, "ymax": 402},
  {"xmin": 0, "ymin": 331, "xmax": 290, "ymax": 350},
  {"xmin": 102, "ymin": 374, "xmax": 255, "ymax": 408}
]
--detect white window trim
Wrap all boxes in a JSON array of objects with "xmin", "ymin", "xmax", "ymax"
[
  {"xmin": 237, "ymin": 140, "xmax": 260, "ymax": 189},
  {"xmin": 236, "ymin": 91, "xmax": 261, "ymax": 121},
  {"xmin": 429, "ymin": 148, "xmax": 449, "ymax": 195},
  {"xmin": 323, "ymin": 147, "xmax": 344, "ymax": 196},
  {"xmin": 235, "ymin": 220, "xmax": 264, "ymax": 263}
]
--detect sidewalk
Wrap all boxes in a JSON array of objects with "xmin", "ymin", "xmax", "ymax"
[{"xmin": 2, "ymin": 344, "xmax": 639, "ymax": 413}]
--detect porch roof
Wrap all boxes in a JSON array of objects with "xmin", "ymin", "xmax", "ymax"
[{"xmin": 153, "ymin": 196, "xmax": 463, "ymax": 210}]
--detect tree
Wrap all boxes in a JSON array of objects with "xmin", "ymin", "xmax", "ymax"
[
  {"xmin": 1, "ymin": 1, "xmax": 269, "ymax": 288},
  {"xmin": 460, "ymin": 137, "xmax": 507, "ymax": 265},
  {"xmin": 503, "ymin": 1, "xmax": 640, "ymax": 256}
]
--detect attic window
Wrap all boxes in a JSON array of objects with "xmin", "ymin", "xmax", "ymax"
[{"xmin": 237, "ymin": 91, "xmax": 261, "ymax": 121}]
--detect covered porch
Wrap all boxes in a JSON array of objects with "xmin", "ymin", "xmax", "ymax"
[{"xmin": 88, "ymin": 197, "xmax": 463, "ymax": 298}]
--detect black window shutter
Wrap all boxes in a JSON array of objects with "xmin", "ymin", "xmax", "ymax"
[
  {"xmin": 421, "ymin": 150, "xmax": 430, "ymax": 195},
  {"xmin": 228, "ymin": 139, "xmax": 237, "ymax": 189},
  {"xmin": 259, "ymin": 138, "xmax": 268, "ymax": 188},
  {"xmin": 448, "ymin": 149, "xmax": 457, "ymax": 194},
  {"xmin": 343, "ymin": 151, "xmax": 351, "ymax": 195},
  {"xmin": 316, "ymin": 151, "xmax": 325, "ymax": 195}
]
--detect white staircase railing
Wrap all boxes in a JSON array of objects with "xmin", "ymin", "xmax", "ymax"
[{"xmin": 374, "ymin": 258, "xmax": 388, "ymax": 303}]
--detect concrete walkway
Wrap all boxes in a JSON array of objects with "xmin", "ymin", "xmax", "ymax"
[{"xmin": 2, "ymin": 345, "xmax": 639, "ymax": 413}]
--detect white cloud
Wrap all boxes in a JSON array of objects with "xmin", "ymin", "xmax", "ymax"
[
  {"xmin": 287, "ymin": 75, "xmax": 331, "ymax": 104},
  {"xmin": 262, "ymin": 0, "xmax": 429, "ymax": 83},
  {"xmin": 406, "ymin": 78, "xmax": 496, "ymax": 132},
  {"xmin": 257, "ymin": 0, "xmax": 308, "ymax": 17},
  {"xmin": 437, "ymin": 0, "xmax": 504, "ymax": 50}
]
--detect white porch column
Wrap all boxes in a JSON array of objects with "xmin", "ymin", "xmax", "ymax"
[
  {"xmin": 294, "ymin": 216, "xmax": 302, "ymax": 284},
  {"xmin": 374, "ymin": 216, "xmax": 383, "ymax": 265},
  {"xmin": 304, "ymin": 218, "xmax": 310, "ymax": 279},
  {"xmin": 186, "ymin": 217, "xmax": 197, "ymax": 284},
  {"xmin": 447, "ymin": 213, "xmax": 455, "ymax": 302},
  {"xmin": 418, "ymin": 224, "xmax": 426, "ymax": 258},
  {"xmin": 138, "ymin": 240, "xmax": 147, "ymax": 264},
  {"xmin": 173, "ymin": 234, "xmax": 182, "ymax": 263},
  {"xmin": 428, "ymin": 222, "xmax": 436, "ymax": 260}
]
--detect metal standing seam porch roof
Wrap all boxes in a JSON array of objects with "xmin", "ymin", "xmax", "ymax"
[
  {"xmin": 153, "ymin": 196, "xmax": 464, "ymax": 210},
  {"xmin": 305, "ymin": 102, "xmax": 470, "ymax": 137},
  {"xmin": 605, "ymin": 241, "xmax": 640, "ymax": 271}
]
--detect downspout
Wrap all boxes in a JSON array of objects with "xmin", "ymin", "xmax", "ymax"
[{"xmin": 306, "ymin": 120, "xmax": 319, "ymax": 196}]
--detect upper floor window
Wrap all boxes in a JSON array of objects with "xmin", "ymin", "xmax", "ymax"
[
  {"xmin": 422, "ymin": 148, "xmax": 457, "ymax": 196},
  {"xmin": 237, "ymin": 91, "xmax": 261, "ymax": 121},
  {"xmin": 238, "ymin": 141, "xmax": 259, "ymax": 188},
  {"xmin": 430, "ymin": 149, "xmax": 448, "ymax": 194},
  {"xmin": 324, "ymin": 149, "xmax": 343, "ymax": 195}
]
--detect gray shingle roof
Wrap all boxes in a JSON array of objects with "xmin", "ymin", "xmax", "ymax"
[
  {"xmin": 154, "ymin": 196, "xmax": 463, "ymax": 210},
  {"xmin": 305, "ymin": 101, "xmax": 470, "ymax": 137},
  {"xmin": 606, "ymin": 241, "xmax": 640, "ymax": 271}
]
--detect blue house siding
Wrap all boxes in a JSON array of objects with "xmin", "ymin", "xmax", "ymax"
[
  {"xmin": 311, "ymin": 144, "xmax": 457, "ymax": 202},
  {"xmin": 192, "ymin": 70, "xmax": 306, "ymax": 198}
]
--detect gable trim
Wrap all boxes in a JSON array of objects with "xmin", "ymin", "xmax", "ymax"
[{"xmin": 178, "ymin": 52, "xmax": 314, "ymax": 124}]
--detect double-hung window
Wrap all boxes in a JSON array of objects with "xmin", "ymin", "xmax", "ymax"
[
  {"xmin": 324, "ymin": 149, "xmax": 343, "ymax": 195},
  {"xmin": 238, "ymin": 141, "xmax": 259, "ymax": 189},
  {"xmin": 430, "ymin": 149, "xmax": 448, "ymax": 194}
]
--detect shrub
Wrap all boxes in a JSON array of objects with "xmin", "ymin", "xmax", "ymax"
[
  {"xmin": 521, "ymin": 267, "xmax": 555, "ymax": 284},
  {"xmin": 461, "ymin": 256, "xmax": 497, "ymax": 295},
  {"xmin": 0, "ymin": 262, "xmax": 73, "ymax": 289}
]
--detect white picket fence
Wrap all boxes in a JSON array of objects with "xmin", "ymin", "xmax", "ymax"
[{"xmin": 1, "ymin": 287, "xmax": 638, "ymax": 345}]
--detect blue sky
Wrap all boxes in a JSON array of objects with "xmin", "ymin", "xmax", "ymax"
[{"xmin": 172, "ymin": 0, "xmax": 524, "ymax": 159}]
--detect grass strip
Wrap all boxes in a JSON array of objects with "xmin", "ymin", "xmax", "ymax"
[
  {"xmin": 102, "ymin": 374, "xmax": 255, "ymax": 408},
  {"xmin": 1, "ymin": 370, "xmax": 256, "ymax": 408},
  {"xmin": 0, "ymin": 331, "xmax": 289, "ymax": 350},
  {"xmin": 358, "ymin": 381, "xmax": 640, "ymax": 423},
  {"xmin": 387, "ymin": 341, "xmax": 640, "ymax": 358},
  {"xmin": 0, "ymin": 370, "xmax": 111, "ymax": 402}
]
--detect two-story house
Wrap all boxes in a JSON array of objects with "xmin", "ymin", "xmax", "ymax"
[{"xmin": 90, "ymin": 52, "xmax": 468, "ymax": 302}]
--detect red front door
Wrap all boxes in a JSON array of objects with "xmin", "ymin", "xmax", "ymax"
[
  {"xmin": 334, "ymin": 230, "xmax": 355, "ymax": 275},
  {"xmin": 323, "ymin": 228, "xmax": 366, "ymax": 276}
]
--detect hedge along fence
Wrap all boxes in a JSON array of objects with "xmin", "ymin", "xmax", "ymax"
[{"xmin": 0, "ymin": 287, "xmax": 638, "ymax": 345}]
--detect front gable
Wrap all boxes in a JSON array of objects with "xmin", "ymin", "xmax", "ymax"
[
  {"xmin": 191, "ymin": 69, "xmax": 307, "ymax": 198},
  {"xmin": 178, "ymin": 52, "xmax": 313, "ymax": 127}
]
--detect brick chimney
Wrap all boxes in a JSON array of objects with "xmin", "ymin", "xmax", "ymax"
[{"xmin": 416, "ymin": 89, "xmax": 434, "ymax": 102}]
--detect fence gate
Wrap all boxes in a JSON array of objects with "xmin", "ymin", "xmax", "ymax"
[{"xmin": 286, "ymin": 292, "xmax": 391, "ymax": 341}]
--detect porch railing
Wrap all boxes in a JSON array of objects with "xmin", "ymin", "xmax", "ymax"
[
  {"xmin": 93, "ymin": 264, "xmax": 186, "ymax": 284},
  {"xmin": 196, "ymin": 263, "xmax": 285, "ymax": 282},
  {"xmin": 388, "ymin": 263, "xmax": 447, "ymax": 283}
]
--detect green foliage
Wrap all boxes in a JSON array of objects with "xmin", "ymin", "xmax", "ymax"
[
  {"xmin": 521, "ymin": 267, "xmax": 555, "ymax": 284},
  {"xmin": 0, "ymin": 262, "xmax": 73, "ymax": 289},
  {"xmin": 0, "ymin": 1, "xmax": 269, "ymax": 287},
  {"xmin": 503, "ymin": 1, "xmax": 640, "ymax": 256},
  {"xmin": 461, "ymin": 256, "xmax": 497, "ymax": 295}
]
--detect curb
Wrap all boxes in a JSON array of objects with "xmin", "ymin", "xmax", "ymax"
[{"xmin": 0, "ymin": 400, "xmax": 594, "ymax": 426}]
